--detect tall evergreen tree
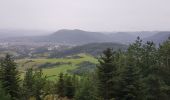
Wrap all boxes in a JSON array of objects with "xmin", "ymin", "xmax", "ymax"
[
  {"xmin": 117, "ymin": 65, "xmax": 141, "ymax": 100},
  {"xmin": 64, "ymin": 74, "xmax": 75, "ymax": 99},
  {"xmin": 0, "ymin": 54, "xmax": 21, "ymax": 100},
  {"xmin": 0, "ymin": 82, "xmax": 11, "ymax": 100},
  {"xmin": 127, "ymin": 37, "xmax": 143, "ymax": 72},
  {"xmin": 22, "ymin": 68, "xmax": 47, "ymax": 100},
  {"xmin": 96, "ymin": 48, "xmax": 117, "ymax": 100},
  {"xmin": 141, "ymin": 41, "xmax": 166, "ymax": 100},
  {"xmin": 33, "ymin": 69, "xmax": 47, "ymax": 100},
  {"xmin": 75, "ymin": 77, "xmax": 97, "ymax": 100},
  {"xmin": 55, "ymin": 73, "xmax": 65, "ymax": 98},
  {"xmin": 22, "ymin": 68, "xmax": 35, "ymax": 99},
  {"xmin": 157, "ymin": 37, "xmax": 170, "ymax": 99}
]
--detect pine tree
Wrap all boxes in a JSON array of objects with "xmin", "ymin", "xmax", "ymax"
[
  {"xmin": 22, "ymin": 68, "xmax": 35, "ymax": 99},
  {"xmin": 157, "ymin": 38, "xmax": 170, "ymax": 99},
  {"xmin": 0, "ymin": 54, "xmax": 21, "ymax": 100},
  {"xmin": 117, "ymin": 65, "xmax": 141, "ymax": 100},
  {"xmin": 159, "ymin": 37, "xmax": 170, "ymax": 84},
  {"xmin": 33, "ymin": 69, "xmax": 47, "ymax": 100},
  {"xmin": 141, "ymin": 41, "xmax": 166, "ymax": 100},
  {"xmin": 64, "ymin": 75, "xmax": 75, "ymax": 99},
  {"xmin": 96, "ymin": 48, "xmax": 117, "ymax": 100},
  {"xmin": 55, "ymin": 73, "xmax": 65, "ymax": 98},
  {"xmin": 75, "ymin": 77, "xmax": 97, "ymax": 100},
  {"xmin": 0, "ymin": 82, "xmax": 11, "ymax": 100},
  {"xmin": 22, "ymin": 68, "xmax": 47, "ymax": 100},
  {"xmin": 127, "ymin": 37, "xmax": 143, "ymax": 72}
]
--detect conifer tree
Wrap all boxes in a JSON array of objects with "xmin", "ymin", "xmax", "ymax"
[
  {"xmin": 0, "ymin": 82, "xmax": 11, "ymax": 100},
  {"xmin": 75, "ymin": 77, "xmax": 97, "ymax": 100},
  {"xmin": 64, "ymin": 75, "xmax": 75, "ymax": 99},
  {"xmin": 33, "ymin": 69, "xmax": 47, "ymax": 100},
  {"xmin": 0, "ymin": 54, "xmax": 21, "ymax": 100},
  {"xmin": 157, "ymin": 38, "xmax": 170, "ymax": 99},
  {"xmin": 55, "ymin": 73, "xmax": 65, "ymax": 98},
  {"xmin": 22, "ymin": 68, "xmax": 35, "ymax": 99},
  {"xmin": 117, "ymin": 65, "xmax": 141, "ymax": 100},
  {"xmin": 22, "ymin": 68, "xmax": 47, "ymax": 100},
  {"xmin": 96, "ymin": 48, "xmax": 117, "ymax": 100}
]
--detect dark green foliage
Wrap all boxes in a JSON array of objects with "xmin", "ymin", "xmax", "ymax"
[
  {"xmin": 158, "ymin": 37, "xmax": 170, "ymax": 84},
  {"xmin": 22, "ymin": 68, "xmax": 34, "ymax": 99},
  {"xmin": 75, "ymin": 76, "xmax": 97, "ymax": 100},
  {"xmin": 0, "ymin": 82, "xmax": 11, "ymax": 100},
  {"xmin": 0, "ymin": 54, "xmax": 21, "ymax": 100},
  {"xmin": 55, "ymin": 73, "xmax": 77, "ymax": 99},
  {"xmin": 33, "ymin": 69, "xmax": 47, "ymax": 100},
  {"xmin": 55, "ymin": 73, "xmax": 65, "ymax": 97},
  {"xmin": 96, "ymin": 48, "xmax": 117, "ymax": 100},
  {"xmin": 64, "ymin": 74, "xmax": 75, "ymax": 98},
  {"xmin": 22, "ymin": 68, "xmax": 47, "ymax": 100},
  {"xmin": 94, "ymin": 37, "xmax": 170, "ymax": 100},
  {"xmin": 116, "ymin": 65, "xmax": 141, "ymax": 100}
]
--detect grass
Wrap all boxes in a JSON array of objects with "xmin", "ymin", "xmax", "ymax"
[{"xmin": 17, "ymin": 53, "xmax": 98, "ymax": 80}]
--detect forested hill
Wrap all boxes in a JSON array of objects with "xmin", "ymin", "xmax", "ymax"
[
  {"xmin": 144, "ymin": 31, "xmax": 170, "ymax": 44},
  {"xmin": 46, "ymin": 29, "xmax": 109, "ymax": 44},
  {"xmin": 50, "ymin": 42, "xmax": 127, "ymax": 57}
]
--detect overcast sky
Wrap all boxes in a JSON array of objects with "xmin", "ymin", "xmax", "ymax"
[{"xmin": 0, "ymin": 0, "xmax": 170, "ymax": 32}]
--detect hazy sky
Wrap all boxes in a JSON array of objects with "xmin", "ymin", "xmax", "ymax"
[{"xmin": 0, "ymin": 0, "xmax": 170, "ymax": 31}]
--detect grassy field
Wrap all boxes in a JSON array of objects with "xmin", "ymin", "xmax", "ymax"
[{"xmin": 17, "ymin": 54, "xmax": 98, "ymax": 80}]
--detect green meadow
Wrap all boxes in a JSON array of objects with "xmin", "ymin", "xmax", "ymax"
[{"xmin": 17, "ymin": 54, "xmax": 98, "ymax": 80}]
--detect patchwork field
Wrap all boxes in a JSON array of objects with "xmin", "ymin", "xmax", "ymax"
[{"xmin": 16, "ymin": 54, "xmax": 98, "ymax": 80}]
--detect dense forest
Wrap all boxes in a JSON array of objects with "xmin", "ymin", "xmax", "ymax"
[{"xmin": 0, "ymin": 37, "xmax": 170, "ymax": 100}]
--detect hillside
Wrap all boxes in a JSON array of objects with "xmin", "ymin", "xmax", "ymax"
[
  {"xmin": 44, "ymin": 29, "xmax": 110, "ymax": 44},
  {"xmin": 144, "ymin": 31, "xmax": 170, "ymax": 44},
  {"xmin": 50, "ymin": 42, "xmax": 127, "ymax": 57}
]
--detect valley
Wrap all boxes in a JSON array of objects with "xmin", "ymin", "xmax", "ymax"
[{"xmin": 0, "ymin": 29, "xmax": 169, "ymax": 81}]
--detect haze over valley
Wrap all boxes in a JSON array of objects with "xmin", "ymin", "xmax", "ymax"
[{"xmin": 0, "ymin": 0, "xmax": 170, "ymax": 100}]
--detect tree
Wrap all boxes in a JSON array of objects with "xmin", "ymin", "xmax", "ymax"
[
  {"xmin": 64, "ymin": 74, "xmax": 75, "ymax": 99},
  {"xmin": 127, "ymin": 37, "xmax": 143, "ymax": 72},
  {"xmin": 75, "ymin": 77, "xmax": 97, "ymax": 100},
  {"xmin": 22, "ymin": 68, "xmax": 35, "ymax": 99},
  {"xmin": 33, "ymin": 69, "xmax": 47, "ymax": 100},
  {"xmin": 55, "ymin": 73, "xmax": 65, "ymax": 98},
  {"xmin": 0, "ymin": 54, "xmax": 21, "ymax": 100},
  {"xmin": 22, "ymin": 68, "xmax": 47, "ymax": 100},
  {"xmin": 55, "ymin": 73, "xmax": 76, "ymax": 99},
  {"xmin": 157, "ymin": 38, "xmax": 170, "ymax": 99},
  {"xmin": 141, "ymin": 41, "xmax": 167, "ymax": 100},
  {"xmin": 96, "ymin": 48, "xmax": 117, "ymax": 100},
  {"xmin": 0, "ymin": 82, "xmax": 11, "ymax": 100},
  {"xmin": 117, "ymin": 65, "xmax": 141, "ymax": 100}
]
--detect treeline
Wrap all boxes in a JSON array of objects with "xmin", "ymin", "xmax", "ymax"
[{"xmin": 0, "ymin": 37, "xmax": 170, "ymax": 100}]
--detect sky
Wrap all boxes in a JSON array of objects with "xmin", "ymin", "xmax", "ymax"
[{"xmin": 0, "ymin": 0, "xmax": 170, "ymax": 32}]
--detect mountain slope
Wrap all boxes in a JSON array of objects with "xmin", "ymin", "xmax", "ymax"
[
  {"xmin": 109, "ymin": 32, "xmax": 137, "ymax": 43},
  {"xmin": 144, "ymin": 32, "xmax": 170, "ymax": 44},
  {"xmin": 45, "ymin": 29, "xmax": 110, "ymax": 44},
  {"xmin": 50, "ymin": 42, "xmax": 127, "ymax": 57}
]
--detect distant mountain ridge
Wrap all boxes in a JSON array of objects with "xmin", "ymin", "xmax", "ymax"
[
  {"xmin": 1, "ymin": 29, "xmax": 170, "ymax": 45},
  {"xmin": 46, "ymin": 29, "xmax": 109, "ymax": 44},
  {"xmin": 144, "ymin": 31, "xmax": 170, "ymax": 44}
]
